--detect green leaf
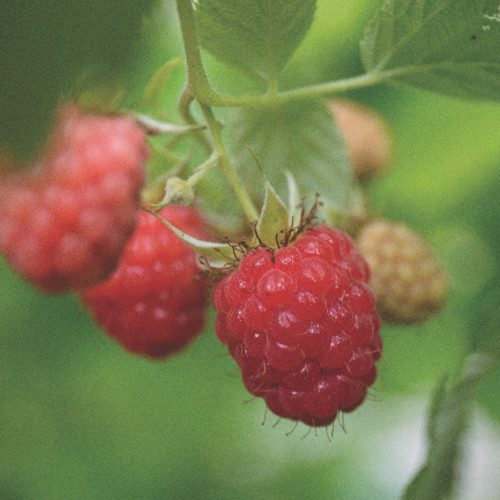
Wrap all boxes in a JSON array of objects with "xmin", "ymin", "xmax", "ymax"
[
  {"xmin": 360, "ymin": 0, "xmax": 500, "ymax": 101},
  {"xmin": 195, "ymin": 0, "xmax": 316, "ymax": 81},
  {"xmin": 403, "ymin": 352, "xmax": 498, "ymax": 500},
  {"xmin": 231, "ymin": 100, "xmax": 358, "ymax": 219}
]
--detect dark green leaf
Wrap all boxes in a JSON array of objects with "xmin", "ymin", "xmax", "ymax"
[
  {"xmin": 231, "ymin": 100, "xmax": 359, "ymax": 220},
  {"xmin": 360, "ymin": 0, "xmax": 500, "ymax": 100},
  {"xmin": 195, "ymin": 0, "xmax": 316, "ymax": 81},
  {"xmin": 403, "ymin": 352, "xmax": 498, "ymax": 499}
]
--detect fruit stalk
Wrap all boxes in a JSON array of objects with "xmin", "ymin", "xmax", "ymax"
[{"xmin": 198, "ymin": 102, "xmax": 259, "ymax": 222}]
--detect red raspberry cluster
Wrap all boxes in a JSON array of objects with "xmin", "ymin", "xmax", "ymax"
[
  {"xmin": 212, "ymin": 226, "xmax": 383, "ymax": 427},
  {"xmin": 0, "ymin": 100, "xmax": 387, "ymax": 428},
  {"xmin": 82, "ymin": 205, "xmax": 211, "ymax": 358},
  {"xmin": 0, "ymin": 103, "xmax": 148, "ymax": 292}
]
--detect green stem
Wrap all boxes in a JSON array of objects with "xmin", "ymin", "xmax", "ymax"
[
  {"xmin": 175, "ymin": 0, "xmax": 401, "ymax": 110},
  {"xmin": 175, "ymin": 0, "xmax": 391, "ymax": 222},
  {"xmin": 204, "ymin": 71, "xmax": 394, "ymax": 108},
  {"xmin": 185, "ymin": 151, "xmax": 220, "ymax": 189},
  {"xmin": 178, "ymin": 87, "xmax": 212, "ymax": 153},
  {"xmin": 175, "ymin": 0, "xmax": 213, "ymax": 153},
  {"xmin": 176, "ymin": 0, "xmax": 259, "ymax": 223},
  {"xmin": 175, "ymin": 0, "xmax": 219, "ymax": 105},
  {"xmin": 175, "ymin": 0, "xmax": 396, "ymax": 109},
  {"xmin": 174, "ymin": 0, "xmax": 383, "ymax": 109},
  {"xmin": 199, "ymin": 103, "xmax": 259, "ymax": 222}
]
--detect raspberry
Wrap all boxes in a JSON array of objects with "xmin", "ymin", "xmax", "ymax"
[
  {"xmin": 81, "ymin": 205, "xmax": 210, "ymax": 358},
  {"xmin": 356, "ymin": 219, "xmax": 449, "ymax": 324},
  {"xmin": 0, "ymin": 103, "xmax": 148, "ymax": 292},
  {"xmin": 212, "ymin": 226, "xmax": 383, "ymax": 427},
  {"xmin": 326, "ymin": 99, "xmax": 393, "ymax": 180}
]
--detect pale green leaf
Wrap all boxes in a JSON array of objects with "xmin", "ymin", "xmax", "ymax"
[
  {"xmin": 256, "ymin": 176, "xmax": 291, "ymax": 248},
  {"xmin": 230, "ymin": 100, "xmax": 357, "ymax": 219},
  {"xmin": 195, "ymin": 0, "xmax": 316, "ymax": 81},
  {"xmin": 361, "ymin": 0, "xmax": 500, "ymax": 100},
  {"xmin": 284, "ymin": 170, "xmax": 302, "ymax": 222}
]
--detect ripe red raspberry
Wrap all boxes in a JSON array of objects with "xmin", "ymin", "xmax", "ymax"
[
  {"xmin": 356, "ymin": 219, "xmax": 449, "ymax": 324},
  {"xmin": 0, "ymin": 103, "xmax": 148, "ymax": 292},
  {"xmin": 212, "ymin": 226, "xmax": 383, "ymax": 427},
  {"xmin": 81, "ymin": 205, "xmax": 210, "ymax": 358}
]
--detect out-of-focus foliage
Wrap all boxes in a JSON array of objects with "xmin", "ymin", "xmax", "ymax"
[
  {"xmin": 1, "ymin": 1, "xmax": 500, "ymax": 499},
  {"xmin": 404, "ymin": 352, "xmax": 498, "ymax": 499},
  {"xmin": 0, "ymin": 0, "xmax": 158, "ymax": 159}
]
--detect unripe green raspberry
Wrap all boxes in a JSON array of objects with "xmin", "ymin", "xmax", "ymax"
[
  {"xmin": 356, "ymin": 219, "xmax": 449, "ymax": 324},
  {"xmin": 326, "ymin": 99, "xmax": 393, "ymax": 181}
]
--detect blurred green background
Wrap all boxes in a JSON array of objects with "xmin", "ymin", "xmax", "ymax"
[{"xmin": 2, "ymin": 1, "xmax": 500, "ymax": 499}]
